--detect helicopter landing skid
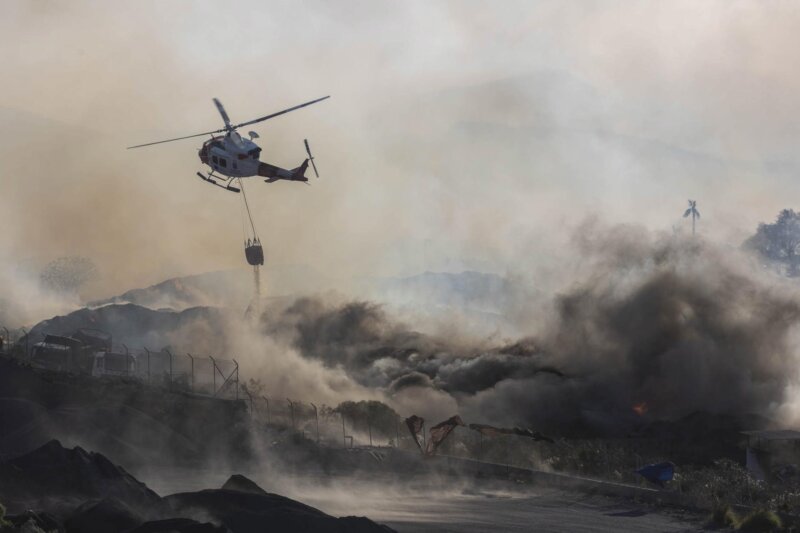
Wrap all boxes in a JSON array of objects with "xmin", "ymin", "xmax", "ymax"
[{"xmin": 196, "ymin": 171, "xmax": 241, "ymax": 193}]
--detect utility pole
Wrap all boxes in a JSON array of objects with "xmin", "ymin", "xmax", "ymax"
[{"xmin": 342, "ymin": 413, "xmax": 346, "ymax": 448}]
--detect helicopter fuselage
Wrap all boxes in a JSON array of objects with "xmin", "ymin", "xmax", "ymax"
[
  {"xmin": 198, "ymin": 132, "xmax": 309, "ymax": 183},
  {"xmin": 128, "ymin": 95, "xmax": 326, "ymax": 188},
  {"xmin": 199, "ymin": 133, "xmax": 262, "ymax": 178}
]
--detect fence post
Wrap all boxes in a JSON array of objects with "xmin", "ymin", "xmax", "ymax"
[
  {"xmin": 120, "ymin": 344, "xmax": 130, "ymax": 375},
  {"xmin": 166, "ymin": 349, "xmax": 173, "ymax": 389},
  {"xmin": 233, "ymin": 359, "xmax": 239, "ymax": 401},
  {"xmin": 144, "ymin": 348, "xmax": 151, "ymax": 384},
  {"xmin": 2, "ymin": 327, "xmax": 9, "ymax": 354},
  {"xmin": 311, "ymin": 403, "xmax": 319, "ymax": 442},
  {"xmin": 244, "ymin": 388, "xmax": 253, "ymax": 417},
  {"xmin": 209, "ymin": 356, "xmax": 217, "ymax": 394},
  {"xmin": 20, "ymin": 327, "xmax": 28, "ymax": 358},
  {"xmin": 262, "ymin": 396, "xmax": 270, "ymax": 425},
  {"xmin": 186, "ymin": 353, "xmax": 194, "ymax": 392},
  {"xmin": 342, "ymin": 413, "xmax": 346, "ymax": 448},
  {"xmin": 287, "ymin": 399, "xmax": 295, "ymax": 430}
]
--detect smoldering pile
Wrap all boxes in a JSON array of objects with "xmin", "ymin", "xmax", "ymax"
[{"xmin": 259, "ymin": 225, "xmax": 800, "ymax": 436}]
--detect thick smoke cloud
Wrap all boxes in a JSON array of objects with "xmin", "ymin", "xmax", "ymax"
[
  {"xmin": 23, "ymin": 221, "xmax": 800, "ymax": 435},
  {"xmin": 254, "ymin": 224, "xmax": 800, "ymax": 435}
]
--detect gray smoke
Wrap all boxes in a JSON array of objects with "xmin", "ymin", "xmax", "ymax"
[
  {"xmin": 40, "ymin": 256, "xmax": 98, "ymax": 295},
  {"xmin": 257, "ymin": 224, "xmax": 800, "ymax": 435}
]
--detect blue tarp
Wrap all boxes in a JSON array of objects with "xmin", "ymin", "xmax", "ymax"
[{"xmin": 636, "ymin": 462, "xmax": 674, "ymax": 487}]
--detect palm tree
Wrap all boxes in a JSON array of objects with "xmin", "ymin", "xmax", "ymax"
[{"xmin": 683, "ymin": 200, "xmax": 700, "ymax": 236}]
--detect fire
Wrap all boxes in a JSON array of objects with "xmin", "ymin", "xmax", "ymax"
[{"xmin": 632, "ymin": 401, "xmax": 648, "ymax": 416}]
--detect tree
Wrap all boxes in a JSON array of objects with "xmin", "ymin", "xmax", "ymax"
[
  {"xmin": 744, "ymin": 209, "xmax": 800, "ymax": 276},
  {"xmin": 683, "ymin": 199, "xmax": 701, "ymax": 236},
  {"xmin": 335, "ymin": 400, "xmax": 400, "ymax": 442}
]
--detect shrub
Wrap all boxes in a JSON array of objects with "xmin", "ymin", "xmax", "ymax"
[
  {"xmin": 0, "ymin": 502, "xmax": 10, "ymax": 527},
  {"xmin": 737, "ymin": 509, "xmax": 782, "ymax": 532},
  {"xmin": 708, "ymin": 504, "xmax": 739, "ymax": 529}
]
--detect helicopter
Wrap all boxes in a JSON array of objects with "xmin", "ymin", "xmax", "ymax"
[{"xmin": 127, "ymin": 96, "xmax": 329, "ymax": 193}]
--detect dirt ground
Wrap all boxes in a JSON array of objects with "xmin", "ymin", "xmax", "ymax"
[{"xmin": 142, "ymin": 468, "xmax": 705, "ymax": 533}]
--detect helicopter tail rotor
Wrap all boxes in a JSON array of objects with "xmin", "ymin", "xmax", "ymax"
[{"xmin": 304, "ymin": 139, "xmax": 319, "ymax": 178}]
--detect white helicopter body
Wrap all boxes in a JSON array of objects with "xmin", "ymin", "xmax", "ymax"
[{"xmin": 128, "ymin": 96, "xmax": 328, "ymax": 192}]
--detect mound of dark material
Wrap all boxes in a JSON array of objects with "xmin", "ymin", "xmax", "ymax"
[
  {"xmin": 64, "ymin": 498, "xmax": 142, "ymax": 533},
  {"xmin": 128, "ymin": 518, "xmax": 227, "ymax": 533},
  {"xmin": 166, "ymin": 486, "xmax": 395, "ymax": 533},
  {"xmin": 0, "ymin": 356, "xmax": 251, "ymax": 469},
  {"xmin": 28, "ymin": 303, "xmax": 226, "ymax": 354},
  {"xmin": 0, "ymin": 441, "xmax": 393, "ymax": 533},
  {"xmin": 220, "ymin": 474, "xmax": 267, "ymax": 496},
  {"xmin": 0, "ymin": 439, "xmax": 160, "ymax": 513}
]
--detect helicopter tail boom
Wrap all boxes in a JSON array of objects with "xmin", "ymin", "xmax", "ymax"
[{"xmin": 258, "ymin": 159, "xmax": 309, "ymax": 183}]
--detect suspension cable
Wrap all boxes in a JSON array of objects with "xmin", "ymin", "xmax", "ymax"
[{"xmin": 238, "ymin": 178, "xmax": 258, "ymax": 240}]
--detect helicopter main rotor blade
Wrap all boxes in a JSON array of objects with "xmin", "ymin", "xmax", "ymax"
[
  {"xmin": 232, "ymin": 96, "xmax": 330, "ymax": 130},
  {"xmin": 126, "ymin": 129, "xmax": 222, "ymax": 149},
  {"xmin": 127, "ymin": 96, "xmax": 329, "ymax": 149},
  {"xmin": 213, "ymin": 98, "xmax": 232, "ymax": 130}
]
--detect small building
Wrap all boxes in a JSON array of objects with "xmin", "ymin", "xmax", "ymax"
[{"xmin": 742, "ymin": 429, "xmax": 800, "ymax": 482}]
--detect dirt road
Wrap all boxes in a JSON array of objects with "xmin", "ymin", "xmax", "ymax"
[{"xmin": 143, "ymin": 469, "xmax": 704, "ymax": 532}]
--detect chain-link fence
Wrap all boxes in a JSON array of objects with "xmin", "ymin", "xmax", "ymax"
[
  {"xmin": 0, "ymin": 325, "xmax": 240, "ymax": 400},
  {"xmin": 0, "ymin": 324, "xmax": 668, "ymax": 485}
]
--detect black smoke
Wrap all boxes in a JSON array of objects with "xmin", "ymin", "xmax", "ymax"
[{"xmin": 260, "ymin": 226, "xmax": 800, "ymax": 436}]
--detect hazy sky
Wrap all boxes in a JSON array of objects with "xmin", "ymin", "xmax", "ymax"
[{"xmin": 3, "ymin": 0, "xmax": 800, "ymax": 302}]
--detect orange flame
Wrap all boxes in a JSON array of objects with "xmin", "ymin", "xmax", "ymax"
[{"xmin": 632, "ymin": 401, "xmax": 648, "ymax": 416}]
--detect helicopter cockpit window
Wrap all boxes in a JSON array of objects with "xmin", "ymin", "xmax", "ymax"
[
  {"xmin": 219, "ymin": 158, "xmax": 227, "ymax": 168},
  {"xmin": 211, "ymin": 155, "xmax": 218, "ymax": 164}
]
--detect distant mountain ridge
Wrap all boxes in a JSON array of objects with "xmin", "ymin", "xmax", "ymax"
[
  {"xmin": 89, "ymin": 271, "xmax": 251, "ymax": 310},
  {"xmin": 90, "ymin": 265, "xmax": 333, "ymax": 311}
]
